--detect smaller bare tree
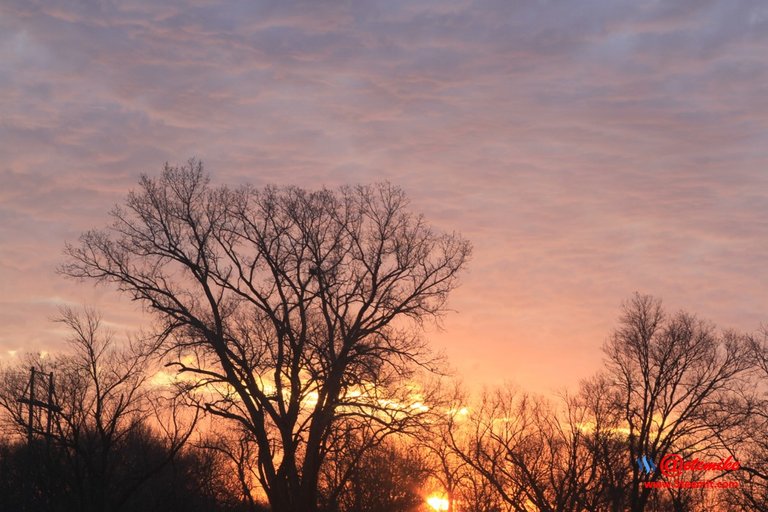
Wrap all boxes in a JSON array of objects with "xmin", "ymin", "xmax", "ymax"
[
  {"xmin": 447, "ymin": 386, "xmax": 616, "ymax": 512},
  {"xmin": 604, "ymin": 294, "xmax": 754, "ymax": 512},
  {"xmin": 718, "ymin": 326, "xmax": 768, "ymax": 511}
]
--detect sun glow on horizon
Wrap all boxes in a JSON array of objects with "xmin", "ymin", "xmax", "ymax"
[{"xmin": 427, "ymin": 494, "xmax": 450, "ymax": 511}]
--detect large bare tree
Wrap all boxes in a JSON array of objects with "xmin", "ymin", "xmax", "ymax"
[{"xmin": 61, "ymin": 160, "xmax": 471, "ymax": 511}]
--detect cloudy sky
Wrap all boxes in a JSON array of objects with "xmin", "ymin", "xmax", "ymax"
[{"xmin": 1, "ymin": 0, "xmax": 767, "ymax": 392}]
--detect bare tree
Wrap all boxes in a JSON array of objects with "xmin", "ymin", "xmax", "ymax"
[
  {"xmin": 447, "ymin": 387, "xmax": 611, "ymax": 512},
  {"xmin": 445, "ymin": 295, "xmax": 756, "ymax": 512},
  {"xmin": 423, "ymin": 423, "xmax": 470, "ymax": 512},
  {"xmin": 61, "ymin": 160, "xmax": 471, "ymax": 512},
  {"xmin": 421, "ymin": 385, "xmax": 508, "ymax": 512},
  {"xmin": 0, "ymin": 306, "xmax": 197, "ymax": 512},
  {"xmin": 570, "ymin": 376, "xmax": 631, "ymax": 512},
  {"xmin": 200, "ymin": 427, "xmax": 263, "ymax": 509},
  {"xmin": 719, "ymin": 326, "xmax": 768, "ymax": 511},
  {"xmin": 603, "ymin": 294, "xmax": 753, "ymax": 512},
  {"xmin": 446, "ymin": 388, "xmax": 542, "ymax": 511},
  {"xmin": 318, "ymin": 406, "xmax": 438, "ymax": 512},
  {"xmin": 318, "ymin": 428, "xmax": 429, "ymax": 512}
]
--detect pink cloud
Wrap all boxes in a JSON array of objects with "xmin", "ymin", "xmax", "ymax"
[{"xmin": 1, "ymin": 0, "xmax": 766, "ymax": 392}]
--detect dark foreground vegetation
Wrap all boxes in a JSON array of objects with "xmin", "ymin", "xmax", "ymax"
[{"xmin": 1, "ymin": 162, "xmax": 766, "ymax": 511}]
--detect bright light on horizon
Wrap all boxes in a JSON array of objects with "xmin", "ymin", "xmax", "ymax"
[{"xmin": 427, "ymin": 494, "xmax": 449, "ymax": 511}]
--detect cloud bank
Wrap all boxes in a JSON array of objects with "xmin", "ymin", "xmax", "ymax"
[{"xmin": 1, "ymin": 0, "xmax": 767, "ymax": 390}]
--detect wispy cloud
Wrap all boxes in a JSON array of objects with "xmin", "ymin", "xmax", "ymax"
[{"xmin": 1, "ymin": 0, "xmax": 766, "ymax": 390}]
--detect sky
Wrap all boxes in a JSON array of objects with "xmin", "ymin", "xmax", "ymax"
[{"xmin": 1, "ymin": 0, "xmax": 767, "ymax": 393}]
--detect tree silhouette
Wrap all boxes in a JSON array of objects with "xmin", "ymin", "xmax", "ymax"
[
  {"xmin": 0, "ymin": 307, "xmax": 198, "ymax": 512},
  {"xmin": 721, "ymin": 326, "xmax": 768, "ymax": 511},
  {"xmin": 61, "ymin": 160, "xmax": 471, "ymax": 512},
  {"xmin": 605, "ymin": 294, "xmax": 753, "ymax": 512},
  {"xmin": 318, "ymin": 432, "xmax": 428, "ymax": 512},
  {"xmin": 445, "ymin": 295, "xmax": 759, "ymax": 512}
]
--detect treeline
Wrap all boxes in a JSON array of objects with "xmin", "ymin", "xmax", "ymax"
[
  {"xmin": 1, "ymin": 295, "xmax": 766, "ymax": 511},
  {"xmin": 0, "ymin": 432, "xmax": 251, "ymax": 512}
]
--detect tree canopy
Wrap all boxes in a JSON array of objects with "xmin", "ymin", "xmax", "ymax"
[{"xmin": 61, "ymin": 160, "xmax": 472, "ymax": 512}]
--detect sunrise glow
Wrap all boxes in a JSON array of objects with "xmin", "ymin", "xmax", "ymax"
[{"xmin": 426, "ymin": 494, "xmax": 450, "ymax": 511}]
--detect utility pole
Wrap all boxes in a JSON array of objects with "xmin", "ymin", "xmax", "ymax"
[
  {"xmin": 27, "ymin": 366, "xmax": 35, "ymax": 444},
  {"xmin": 17, "ymin": 366, "xmax": 60, "ymax": 512},
  {"xmin": 46, "ymin": 371, "xmax": 55, "ymax": 446},
  {"xmin": 18, "ymin": 366, "xmax": 60, "ymax": 444}
]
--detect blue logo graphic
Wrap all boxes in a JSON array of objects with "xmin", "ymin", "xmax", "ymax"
[{"xmin": 637, "ymin": 455, "xmax": 657, "ymax": 474}]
